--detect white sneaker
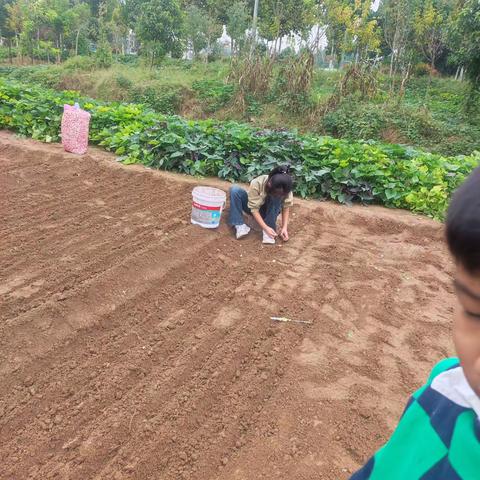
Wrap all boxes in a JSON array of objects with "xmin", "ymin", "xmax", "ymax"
[
  {"xmin": 262, "ymin": 231, "xmax": 276, "ymax": 244},
  {"xmin": 235, "ymin": 224, "xmax": 251, "ymax": 239}
]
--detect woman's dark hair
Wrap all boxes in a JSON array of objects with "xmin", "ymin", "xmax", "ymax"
[
  {"xmin": 446, "ymin": 166, "xmax": 480, "ymax": 273},
  {"xmin": 266, "ymin": 165, "xmax": 293, "ymax": 196}
]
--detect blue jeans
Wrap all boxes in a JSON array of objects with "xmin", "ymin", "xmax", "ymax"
[{"xmin": 228, "ymin": 185, "xmax": 282, "ymax": 229}]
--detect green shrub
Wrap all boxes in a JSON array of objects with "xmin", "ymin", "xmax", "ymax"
[
  {"xmin": 115, "ymin": 74, "xmax": 134, "ymax": 90},
  {"xmin": 129, "ymin": 84, "xmax": 184, "ymax": 114},
  {"xmin": 63, "ymin": 56, "xmax": 96, "ymax": 72},
  {"xmin": 323, "ymin": 102, "xmax": 385, "ymax": 140},
  {"xmin": 412, "ymin": 63, "xmax": 432, "ymax": 77},
  {"xmin": 277, "ymin": 91, "xmax": 314, "ymax": 115},
  {"xmin": 321, "ymin": 99, "xmax": 473, "ymax": 153},
  {"xmin": 0, "ymin": 46, "xmax": 17, "ymax": 60},
  {"xmin": 192, "ymin": 79, "xmax": 234, "ymax": 112},
  {"xmin": 2, "ymin": 65, "xmax": 62, "ymax": 88},
  {"xmin": 322, "ymin": 97, "xmax": 440, "ymax": 144},
  {"xmin": 0, "ymin": 66, "xmax": 15, "ymax": 76},
  {"xmin": 274, "ymin": 52, "xmax": 315, "ymax": 114},
  {"xmin": 114, "ymin": 54, "xmax": 139, "ymax": 66},
  {"xmin": 246, "ymin": 97, "xmax": 263, "ymax": 117},
  {"xmin": 95, "ymin": 38, "xmax": 113, "ymax": 69},
  {"xmin": 1, "ymin": 78, "xmax": 478, "ymax": 220}
]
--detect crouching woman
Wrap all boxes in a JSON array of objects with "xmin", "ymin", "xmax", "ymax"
[{"xmin": 228, "ymin": 166, "xmax": 293, "ymax": 244}]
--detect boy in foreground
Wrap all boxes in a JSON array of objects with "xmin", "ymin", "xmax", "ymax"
[{"xmin": 351, "ymin": 167, "xmax": 480, "ymax": 479}]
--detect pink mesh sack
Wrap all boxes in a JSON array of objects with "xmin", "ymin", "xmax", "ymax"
[{"xmin": 61, "ymin": 103, "xmax": 91, "ymax": 155}]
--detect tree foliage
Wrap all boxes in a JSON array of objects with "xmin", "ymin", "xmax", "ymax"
[
  {"xmin": 137, "ymin": 0, "xmax": 185, "ymax": 64},
  {"xmin": 449, "ymin": 0, "xmax": 480, "ymax": 99},
  {"xmin": 413, "ymin": 0, "xmax": 451, "ymax": 71},
  {"xmin": 226, "ymin": 1, "xmax": 250, "ymax": 55},
  {"xmin": 0, "ymin": 0, "xmax": 476, "ymax": 97}
]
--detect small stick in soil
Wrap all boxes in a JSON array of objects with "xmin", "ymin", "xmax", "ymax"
[
  {"xmin": 129, "ymin": 412, "xmax": 138, "ymax": 432},
  {"xmin": 271, "ymin": 317, "xmax": 312, "ymax": 325}
]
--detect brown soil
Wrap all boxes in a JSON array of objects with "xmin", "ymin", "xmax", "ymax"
[{"xmin": 0, "ymin": 131, "xmax": 455, "ymax": 480}]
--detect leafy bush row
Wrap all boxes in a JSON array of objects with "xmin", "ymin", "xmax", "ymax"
[{"xmin": 0, "ymin": 78, "xmax": 479, "ymax": 219}]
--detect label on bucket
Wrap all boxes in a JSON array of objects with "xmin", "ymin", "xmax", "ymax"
[{"xmin": 191, "ymin": 201, "xmax": 222, "ymax": 225}]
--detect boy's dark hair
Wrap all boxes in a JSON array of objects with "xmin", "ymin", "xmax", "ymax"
[
  {"xmin": 266, "ymin": 165, "xmax": 293, "ymax": 196},
  {"xmin": 446, "ymin": 167, "xmax": 480, "ymax": 273}
]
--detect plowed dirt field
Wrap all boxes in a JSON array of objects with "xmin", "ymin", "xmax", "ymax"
[{"xmin": 0, "ymin": 131, "xmax": 455, "ymax": 479}]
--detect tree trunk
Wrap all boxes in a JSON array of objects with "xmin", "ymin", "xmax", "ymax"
[
  {"xmin": 319, "ymin": 47, "xmax": 325, "ymax": 65},
  {"xmin": 17, "ymin": 35, "xmax": 22, "ymax": 64},
  {"xmin": 151, "ymin": 49, "xmax": 155, "ymax": 69},
  {"xmin": 8, "ymin": 39, "xmax": 12, "ymax": 64},
  {"xmin": 389, "ymin": 51, "xmax": 395, "ymax": 77},
  {"xmin": 75, "ymin": 29, "xmax": 81, "ymax": 56},
  {"xmin": 340, "ymin": 30, "xmax": 347, "ymax": 67},
  {"xmin": 454, "ymin": 65, "xmax": 460, "ymax": 81},
  {"xmin": 59, "ymin": 32, "xmax": 63, "ymax": 61},
  {"xmin": 278, "ymin": 36, "xmax": 282, "ymax": 54},
  {"xmin": 424, "ymin": 57, "xmax": 435, "ymax": 104},
  {"xmin": 329, "ymin": 35, "xmax": 335, "ymax": 69},
  {"xmin": 250, "ymin": 0, "xmax": 259, "ymax": 57},
  {"xmin": 398, "ymin": 62, "xmax": 411, "ymax": 102}
]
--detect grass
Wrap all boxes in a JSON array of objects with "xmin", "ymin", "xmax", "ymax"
[{"xmin": 0, "ymin": 56, "xmax": 478, "ymax": 156}]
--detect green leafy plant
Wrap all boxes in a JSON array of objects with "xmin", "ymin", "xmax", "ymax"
[
  {"xmin": 191, "ymin": 80, "xmax": 234, "ymax": 112},
  {"xmin": 1, "ymin": 78, "xmax": 479, "ymax": 220},
  {"xmin": 129, "ymin": 85, "xmax": 184, "ymax": 114}
]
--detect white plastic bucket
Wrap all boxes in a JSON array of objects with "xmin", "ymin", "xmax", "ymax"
[{"xmin": 191, "ymin": 186, "xmax": 226, "ymax": 229}]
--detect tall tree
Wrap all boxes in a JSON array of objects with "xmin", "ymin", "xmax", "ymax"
[
  {"xmin": 413, "ymin": 0, "xmax": 451, "ymax": 73},
  {"xmin": 6, "ymin": 0, "xmax": 27, "ymax": 49},
  {"xmin": 0, "ymin": 0, "xmax": 13, "ymax": 38},
  {"xmin": 95, "ymin": 0, "xmax": 113, "ymax": 66},
  {"xmin": 322, "ymin": 0, "xmax": 353, "ymax": 66},
  {"xmin": 346, "ymin": 0, "xmax": 381, "ymax": 62},
  {"xmin": 108, "ymin": 1, "xmax": 128, "ymax": 54},
  {"xmin": 122, "ymin": 0, "xmax": 142, "ymax": 29},
  {"xmin": 185, "ymin": 4, "xmax": 209, "ymax": 58},
  {"xmin": 70, "ymin": 2, "xmax": 91, "ymax": 56},
  {"xmin": 449, "ymin": 0, "xmax": 480, "ymax": 105},
  {"xmin": 137, "ymin": 0, "xmax": 185, "ymax": 66},
  {"xmin": 226, "ymin": 0, "xmax": 250, "ymax": 55},
  {"xmin": 258, "ymin": 0, "xmax": 316, "ymax": 55},
  {"xmin": 379, "ymin": 0, "xmax": 418, "ymax": 75}
]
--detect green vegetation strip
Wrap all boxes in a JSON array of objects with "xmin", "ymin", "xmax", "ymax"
[{"xmin": 1, "ymin": 79, "xmax": 478, "ymax": 220}]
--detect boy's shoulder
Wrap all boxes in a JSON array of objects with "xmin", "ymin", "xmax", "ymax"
[
  {"xmin": 351, "ymin": 358, "xmax": 480, "ymax": 480},
  {"xmin": 413, "ymin": 357, "xmax": 461, "ymax": 399},
  {"xmin": 427, "ymin": 357, "xmax": 461, "ymax": 384}
]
